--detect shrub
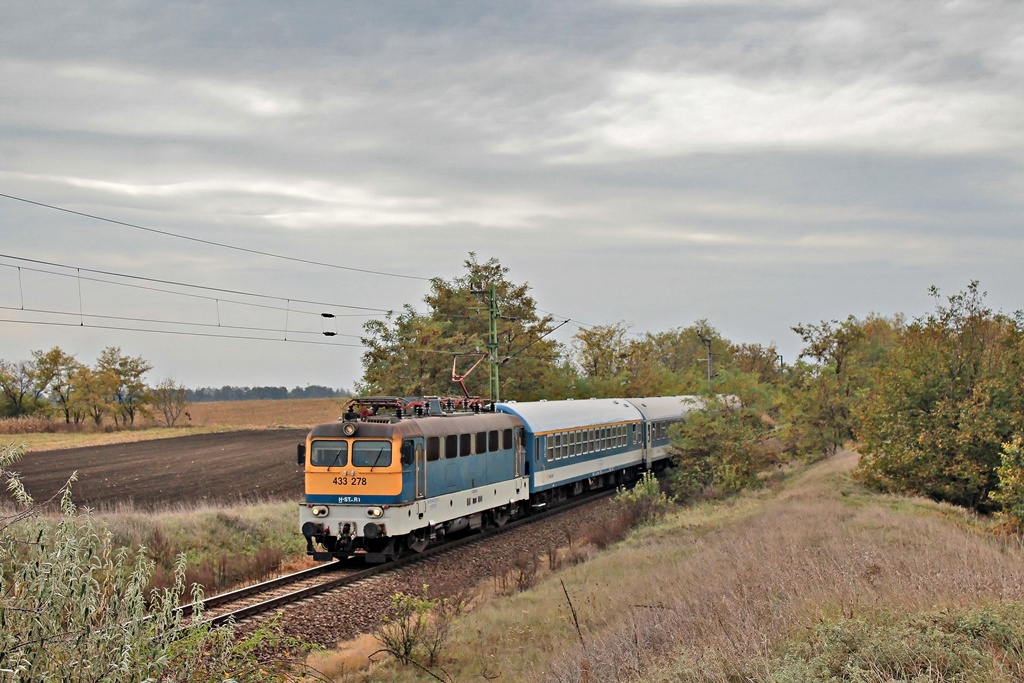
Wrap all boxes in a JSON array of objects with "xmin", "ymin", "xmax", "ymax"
[
  {"xmin": 614, "ymin": 470, "xmax": 674, "ymax": 525},
  {"xmin": 373, "ymin": 584, "xmax": 466, "ymax": 668},
  {"xmin": 0, "ymin": 442, "xmax": 313, "ymax": 681}
]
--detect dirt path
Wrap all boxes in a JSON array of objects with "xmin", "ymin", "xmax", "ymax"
[{"xmin": 11, "ymin": 429, "xmax": 307, "ymax": 509}]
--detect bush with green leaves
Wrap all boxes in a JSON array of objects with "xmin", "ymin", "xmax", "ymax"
[
  {"xmin": 669, "ymin": 377, "xmax": 780, "ymax": 501},
  {"xmin": 992, "ymin": 437, "xmax": 1024, "ymax": 528},
  {"xmin": 856, "ymin": 283, "xmax": 1024, "ymax": 511},
  {"xmin": 373, "ymin": 584, "xmax": 465, "ymax": 669},
  {"xmin": 0, "ymin": 442, "xmax": 316, "ymax": 682},
  {"xmin": 613, "ymin": 470, "xmax": 674, "ymax": 526}
]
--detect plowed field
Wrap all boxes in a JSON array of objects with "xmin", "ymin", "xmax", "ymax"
[{"xmin": 12, "ymin": 430, "xmax": 307, "ymax": 509}]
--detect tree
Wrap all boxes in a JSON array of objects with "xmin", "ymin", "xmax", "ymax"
[
  {"xmin": 359, "ymin": 254, "xmax": 567, "ymax": 401},
  {"xmin": 69, "ymin": 365, "xmax": 113, "ymax": 426},
  {"xmin": 856, "ymin": 283, "xmax": 1024, "ymax": 510},
  {"xmin": 669, "ymin": 371, "xmax": 780, "ymax": 500},
  {"xmin": 570, "ymin": 322, "xmax": 630, "ymax": 397},
  {"xmin": 152, "ymin": 378, "xmax": 190, "ymax": 427},
  {"xmin": 32, "ymin": 346, "xmax": 82, "ymax": 423},
  {"xmin": 97, "ymin": 347, "xmax": 153, "ymax": 426},
  {"xmin": 0, "ymin": 358, "xmax": 37, "ymax": 417}
]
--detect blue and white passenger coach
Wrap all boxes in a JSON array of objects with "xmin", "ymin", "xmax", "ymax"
[{"xmin": 496, "ymin": 395, "xmax": 703, "ymax": 505}]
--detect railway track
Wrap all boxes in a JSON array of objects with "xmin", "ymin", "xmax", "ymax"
[{"xmin": 180, "ymin": 489, "xmax": 613, "ymax": 627}]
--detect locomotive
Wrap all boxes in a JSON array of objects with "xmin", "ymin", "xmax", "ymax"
[{"xmin": 298, "ymin": 394, "xmax": 703, "ymax": 563}]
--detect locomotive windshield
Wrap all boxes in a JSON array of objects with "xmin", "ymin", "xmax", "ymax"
[
  {"xmin": 310, "ymin": 441, "xmax": 348, "ymax": 468},
  {"xmin": 352, "ymin": 440, "xmax": 393, "ymax": 468}
]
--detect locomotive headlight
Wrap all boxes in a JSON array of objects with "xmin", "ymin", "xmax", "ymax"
[
  {"xmin": 311, "ymin": 505, "xmax": 330, "ymax": 518},
  {"xmin": 342, "ymin": 422, "xmax": 358, "ymax": 436},
  {"xmin": 366, "ymin": 506, "xmax": 384, "ymax": 518}
]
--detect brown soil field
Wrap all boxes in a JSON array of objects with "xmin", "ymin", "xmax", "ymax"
[{"xmin": 12, "ymin": 429, "xmax": 308, "ymax": 509}]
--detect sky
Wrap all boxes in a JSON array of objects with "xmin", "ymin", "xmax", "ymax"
[{"xmin": 1, "ymin": 1, "xmax": 1023, "ymax": 391}]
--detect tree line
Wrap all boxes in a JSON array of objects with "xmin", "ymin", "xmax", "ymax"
[
  {"xmin": 0, "ymin": 346, "xmax": 192, "ymax": 427},
  {"xmin": 360, "ymin": 256, "xmax": 1024, "ymax": 526},
  {"xmin": 187, "ymin": 385, "xmax": 349, "ymax": 402},
  {"xmin": 0, "ymin": 348, "xmax": 350, "ymax": 428}
]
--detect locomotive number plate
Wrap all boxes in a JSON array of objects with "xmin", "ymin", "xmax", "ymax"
[{"xmin": 331, "ymin": 476, "xmax": 369, "ymax": 486}]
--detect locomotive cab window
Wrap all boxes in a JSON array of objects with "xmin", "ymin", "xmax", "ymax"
[
  {"xmin": 503, "ymin": 429, "xmax": 513, "ymax": 450},
  {"xmin": 400, "ymin": 439, "xmax": 415, "ymax": 466},
  {"xmin": 352, "ymin": 440, "xmax": 392, "ymax": 468},
  {"xmin": 310, "ymin": 441, "xmax": 347, "ymax": 467}
]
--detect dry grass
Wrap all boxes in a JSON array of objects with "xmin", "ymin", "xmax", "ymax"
[
  {"xmin": 354, "ymin": 451, "xmax": 1024, "ymax": 682},
  {"xmin": 6, "ymin": 397, "xmax": 345, "ymax": 452}
]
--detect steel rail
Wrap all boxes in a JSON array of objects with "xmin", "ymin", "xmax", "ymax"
[{"xmin": 192, "ymin": 489, "xmax": 614, "ymax": 627}]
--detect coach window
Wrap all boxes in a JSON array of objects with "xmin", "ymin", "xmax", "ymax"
[
  {"xmin": 445, "ymin": 434, "xmax": 458, "ymax": 459},
  {"xmin": 427, "ymin": 436, "xmax": 440, "ymax": 462},
  {"xmin": 546, "ymin": 439, "xmax": 554, "ymax": 461},
  {"xmin": 503, "ymin": 429, "xmax": 513, "ymax": 450},
  {"xmin": 460, "ymin": 433, "xmax": 473, "ymax": 457},
  {"xmin": 488, "ymin": 430, "xmax": 499, "ymax": 452}
]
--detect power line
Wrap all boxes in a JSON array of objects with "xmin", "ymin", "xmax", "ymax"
[
  {"xmin": 0, "ymin": 253, "xmax": 391, "ymax": 314},
  {"xmin": 0, "ymin": 317, "xmax": 366, "ymax": 348},
  {"xmin": 0, "ymin": 304, "xmax": 365, "ymax": 340},
  {"xmin": 0, "ymin": 192, "xmax": 432, "ymax": 282}
]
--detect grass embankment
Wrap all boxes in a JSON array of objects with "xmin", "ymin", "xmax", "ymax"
[
  {"xmin": 348, "ymin": 452, "xmax": 1024, "ymax": 682},
  {"xmin": 4, "ymin": 397, "xmax": 346, "ymax": 451},
  {"xmin": 94, "ymin": 500, "xmax": 311, "ymax": 596}
]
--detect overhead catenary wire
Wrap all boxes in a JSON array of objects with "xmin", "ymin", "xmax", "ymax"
[
  {"xmin": 0, "ymin": 253, "xmax": 390, "ymax": 315},
  {"xmin": 0, "ymin": 317, "xmax": 366, "ymax": 348},
  {"xmin": 0, "ymin": 192, "xmax": 431, "ymax": 282}
]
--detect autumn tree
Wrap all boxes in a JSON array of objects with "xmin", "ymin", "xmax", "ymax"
[
  {"xmin": 0, "ymin": 359, "xmax": 37, "ymax": 417},
  {"xmin": 97, "ymin": 347, "xmax": 153, "ymax": 426},
  {"xmin": 152, "ymin": 378, "xmax": 190, "ymax": 427},
  {"xmin": 32, "ymin": 346, "xmax": 82, "ymax": 423},
  {"xmin": 359, "ymin": 254, "xmax": 568, "ymax": 401},
  {"xmin": 856, "ymin": 283, "xmax": 1024, "ymax": 510},
  {"xmin": 69, "ymin": 365, "xmax": 113, "ymax": 426},
  {"xmin": 571, "ymin": 322, "xmax": 630, "ymax": 397},
  {"xmin": 669, "ymin": 369, "xmax": 780, "ymax": 500}
]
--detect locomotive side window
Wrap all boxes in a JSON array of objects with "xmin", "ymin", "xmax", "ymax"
[
  {"xmin": 352, "ymin": 440, "xmax": 392, "ymax": 468},
  {"xmin": 460, "ymin": 433, "xmax": 472, "ymax": 457},
  {"xmin": 400, "ymin": 439, "xmax": 415, "ymax": 465},
  {"xmin": 427, "ymin": 436, "xmax": 441, "ymax": 461},
  {"xmin": 503, "ymin": 429, "xmax": 513, "ymax": 450},
  {"xmin": 488, "ymin": 430, "xmax": 499, "ymax": 452},
  {"xmin": 310, "ymin": 441, "xmax": 348, "ymax": 467},
  {"xmin": 475, "ymin": 431, "xmax": 487, "ymax": 454},
  {"xmin": 445, "ymin": 434, "xmax": 458, "ymax": 459}
]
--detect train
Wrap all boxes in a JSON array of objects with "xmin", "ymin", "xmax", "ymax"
[{"xmin": 297, "ymin": 394, "xmax": 704, "ymax": 563}]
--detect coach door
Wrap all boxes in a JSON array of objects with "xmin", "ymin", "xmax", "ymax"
[
  {"xmin": 514, "ymin": 428, "xmax": 524, "ymax": 478},
  {"xmin": 415, "ymin": 441, "xmax": 426, "ymax": 501},
  {"xmin": 644, "ymin": 422, "xmax": 652, "ymax": 468}
]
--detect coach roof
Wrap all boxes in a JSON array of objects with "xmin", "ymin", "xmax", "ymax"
[{"xmin": 495, "ymin": 398, "xmax": 644, "ymax": 434}]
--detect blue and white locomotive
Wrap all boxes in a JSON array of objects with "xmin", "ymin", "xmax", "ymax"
[{"xmin": 298, "ymin": 395, "xmax": 703, "ymax": 562}]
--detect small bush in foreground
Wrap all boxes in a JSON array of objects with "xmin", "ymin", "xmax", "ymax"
[{"xmin": 373, "ymin": 584, "xmax": 466, "ymax": 669}]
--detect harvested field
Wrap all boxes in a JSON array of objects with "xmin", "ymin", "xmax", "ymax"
[{"xmin": 11, "ymin": 430, "xmax": 307, "ymax": 509}]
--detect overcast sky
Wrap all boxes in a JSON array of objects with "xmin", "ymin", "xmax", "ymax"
[{"xmin": 2, "ymin": 1, "xmax": 1022, "ymax": 391}]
